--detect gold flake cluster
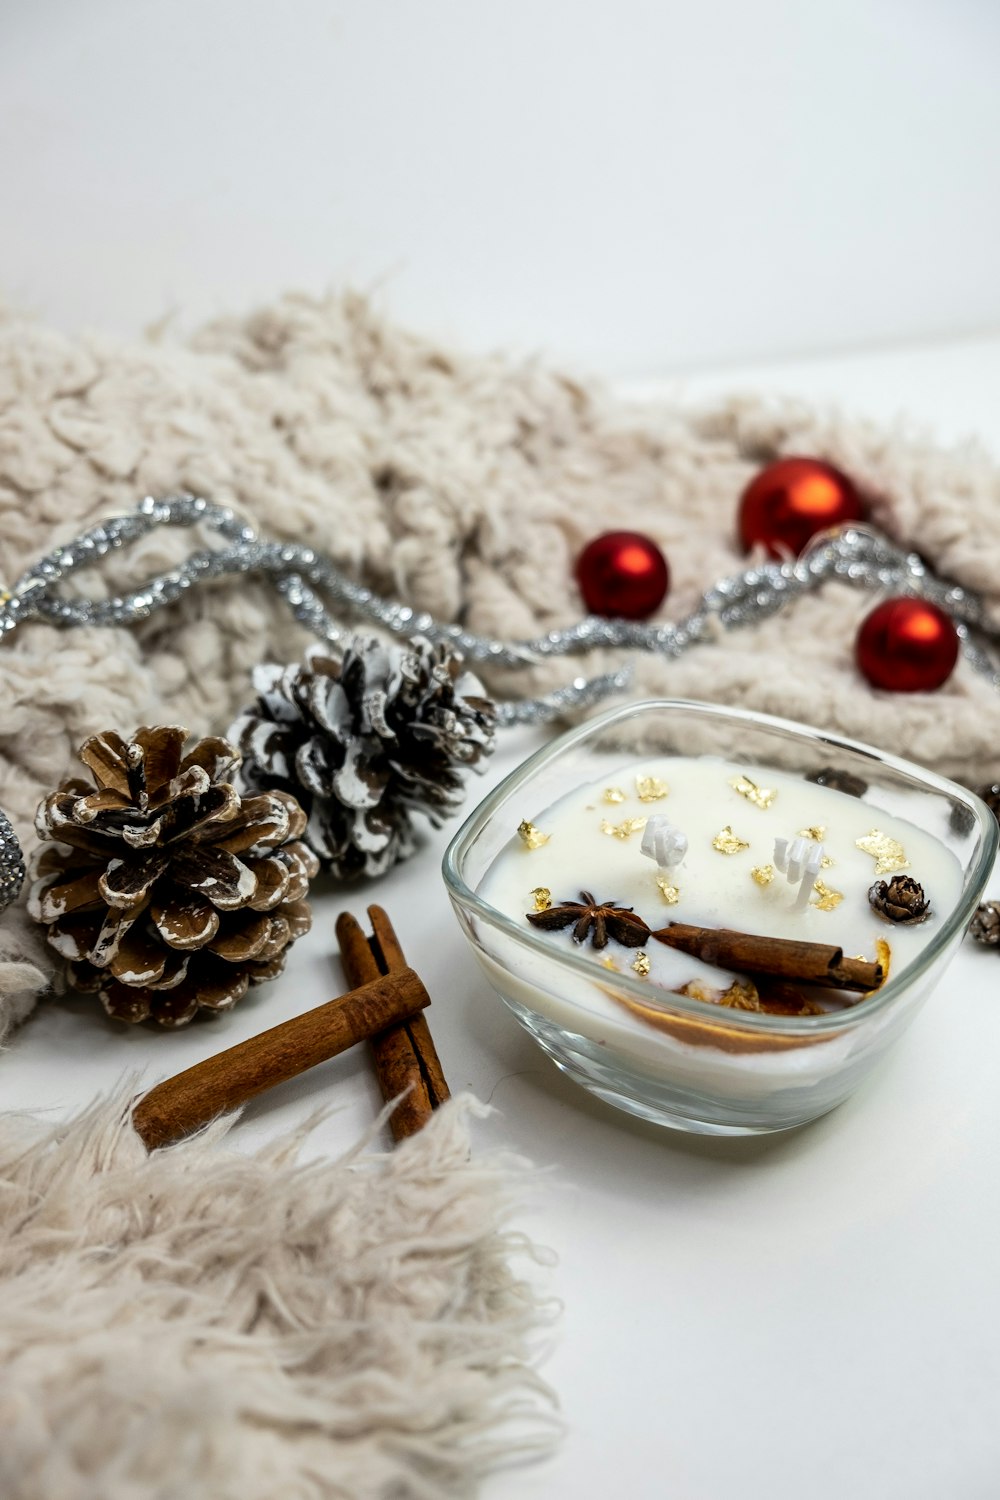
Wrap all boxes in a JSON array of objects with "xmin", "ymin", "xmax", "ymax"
[
  {"xmin": 712, "ymin": 825, "xmax": 750, "ymax": 855},
  {"xmin": 601, "ymin": 816, "xmax": 647, "ymax": 840},
  {"xmin": 750, "ymin": 864, "xmax": 774, "ymax": 887},
  {"xmin": 656, "ymin": 875, "xmax": 680, "ymax": 905},
  {"xmin": 856, "ymin": 829, "xmax": 910, "ymax": 875},
  {"xmin": 635, "ymin": 776, "xmax": 669, "ymax": 802},
  {"xmin": 729, "ymin": 775, "xmax": 776, "ymax": 810},
  {"xmin": 531, "ymin": 887, "xmax": 552, "ymax": 912},
  {"xmin": 811, "ymin": 880, "xmax": 844, "ymax": 912},
  {"xmin": 517, "ymin": 819, "xmax": 550, "ymax": 851},
  {"xmin": 632, "ymin": 951, "xmax": 651, "ymax": 977}
]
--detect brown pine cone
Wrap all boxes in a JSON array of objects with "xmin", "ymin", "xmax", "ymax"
[
  {"xmin": 28, "ymin": 726, "xmax": 319, "ymax": 1027},
  {"xmin": 868, "ymin": 875, "xmax": 930, "ymax": 925},
  {"xmin": 969, "ymin": 901, "xmax": 1000, "ymax": 947}
]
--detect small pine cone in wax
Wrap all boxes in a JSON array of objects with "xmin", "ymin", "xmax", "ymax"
[
  {"xmin": 230, "ymin": 636, "xmax": 496, "ymax": 879},
  {"xmin": 868, "ymin": 875, "xmax": 931, "ymax": 925},
  {"xmin": 969, "ymin": 901, "xmax": 1000, "ymax": 947},
  {"xmin": 28, "ymin": 727, "xmax": 319, "ymax": 1027}
]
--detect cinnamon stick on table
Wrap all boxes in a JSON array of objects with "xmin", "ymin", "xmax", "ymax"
[
  {"xmin": 336, "ymin": 905, "xmax": 450, "ymax": 1141},
  {"xmin": 131, "ymin": 965, "xmax": 431, "ymax": 1151},
  {"xmin": 652, "ymin": 922, "xmax": 883, "ymax": 993}
]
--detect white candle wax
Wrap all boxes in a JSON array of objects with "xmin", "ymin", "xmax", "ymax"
[{"xmin": 477, "ymin": 754, "xmax": 962, "ymax": 1079}]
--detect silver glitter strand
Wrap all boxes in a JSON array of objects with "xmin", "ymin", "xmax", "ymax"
[{"xmin": 1, "ymin": 495, "xmax": 999, "ymax": 913}]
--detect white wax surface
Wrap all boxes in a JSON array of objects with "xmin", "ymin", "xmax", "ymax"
[{"xmin": 480, "ymin": 755, "xmax": 962, "ymax": 1011}]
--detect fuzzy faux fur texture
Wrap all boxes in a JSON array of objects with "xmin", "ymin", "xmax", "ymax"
[
  {"xmin": 2, "ymin": 292, "xmax": 999, "ymax": 1039},
  {"xmin": 0, "ymin": 1087, "xmax": 557, "ymax": 1500}
]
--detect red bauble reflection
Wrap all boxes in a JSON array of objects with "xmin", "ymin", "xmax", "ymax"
[
  {"xmin": 738, "ymin": 456, "xmax": 865, "ymax": 558},
  {"xmin": 855, "ymin": 597, "xmax": 959, "ymax": 693},
  {"xmin": 575, "ymin": 530, "xmax": 670, "ymax": 619}
]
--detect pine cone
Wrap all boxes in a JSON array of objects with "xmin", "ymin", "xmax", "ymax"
[
  {"xmin": 969, "ymin": 900, "xmax": 1000, "ymax": 947},
  {"xmin": 230, "ymin": 636, "xmax": 496, "ymax": 879},
  {"xmin": 28, "ymin": 726, "xmax": 319, "ymax": 1027},
  {"xmin": 868, "ymin": 875, "xmax": 930, "ymax": 925}
]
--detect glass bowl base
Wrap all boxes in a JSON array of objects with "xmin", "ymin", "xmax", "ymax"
[{"xmin": 502, "ymin": 994, "xmax": 842, "ymax": 1136}]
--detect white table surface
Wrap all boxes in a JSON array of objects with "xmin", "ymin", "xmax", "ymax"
[{"xmin": 5, "ymin": 336, "xmax": 1000, "ymax": 1499}]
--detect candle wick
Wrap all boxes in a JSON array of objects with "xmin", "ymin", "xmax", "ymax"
[
  {"xmin": 773, "ymin": 836, "xmax": 825, "ymax": 908},
  {"xmin": 641, "ymin": 815, "xmax": 688, "ymax": 872}
]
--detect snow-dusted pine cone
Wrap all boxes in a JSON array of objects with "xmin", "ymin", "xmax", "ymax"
[
  {"xmin": 230, "ymin": 636, "xmax": 497, "ymax": 879},
  {"xmin": 28, "ymin": 726, "xmax": 319, "ymax": 1027}
]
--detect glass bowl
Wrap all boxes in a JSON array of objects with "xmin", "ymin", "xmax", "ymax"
[{"xmin": 442, "ymin": 699, "xmax": 997, "ymax": 1135}]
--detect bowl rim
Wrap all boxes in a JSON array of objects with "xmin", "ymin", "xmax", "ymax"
[{"xmin": 442, "ymin": 697, "xmax": 999, "ymax": 1036}]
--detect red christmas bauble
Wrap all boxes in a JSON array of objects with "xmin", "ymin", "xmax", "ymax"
[
  {"xmin": 738, "ymin": 456, "xmax": 865, "ymax": 558},
  {"xmin": 575, "ymin": 530, "xmax": 669, "ymax": 619},
  {"xmin": 855, "ymin": 597, "xmax": 959, "ymax": 693}
]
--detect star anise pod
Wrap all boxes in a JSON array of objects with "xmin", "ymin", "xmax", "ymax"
[
  {"xmin": 526, "ymin": 890, "xmax": 650, "ymax": 949},
  {"xmin": 868, "ymin": 875, "xmax": 930, "ymax": 925}
]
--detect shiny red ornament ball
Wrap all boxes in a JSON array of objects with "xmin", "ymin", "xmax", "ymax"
[
  {"xmin": 575, "ymin": 530, "xmax": 670, "ymax": 619},
  {"xmin": 739, "ymin": 456, "xmax": 865, "ymax": 558},
  {"xmin": 855, "ymin": 597, "xmax": 959, "ymax": 693}
]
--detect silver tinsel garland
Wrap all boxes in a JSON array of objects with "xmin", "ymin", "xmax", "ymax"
[{"xmin": 1, "ymin": 491, "xmax": 998, "ymax": 912}]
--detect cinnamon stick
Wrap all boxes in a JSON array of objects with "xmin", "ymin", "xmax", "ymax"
[
  {"xmin": 335, "ymin": 906, "xmax": 450, "ymax": 1141},
  {"xmin": 652, "ymin": 921, "xmax": 883, "ymax": 993},
  {"xmin": 131, "ymin": 966, "xmax": 430, "ymax": 1150}
]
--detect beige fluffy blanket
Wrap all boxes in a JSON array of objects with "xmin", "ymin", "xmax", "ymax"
[
  {"xmin": 2, "ymin": 291, "xmax": 1000, "ymax": 1038},
  {"xmin": 0, "ymin": 1087, "xmax": 555, "ymax": 1500}
]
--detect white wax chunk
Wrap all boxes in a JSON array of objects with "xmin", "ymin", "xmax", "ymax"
[{"xmin": 480, "ymin": 754, "xmax": 962, "ymax": 1022}]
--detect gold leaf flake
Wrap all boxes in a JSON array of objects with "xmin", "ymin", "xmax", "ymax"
[
  {"xmin": 531, "ymin": 887, "xmax": 552, "ymax": 912},
  {"xmin": 721, "ymin": 979, "xmax": 763, "ymax": 1011},
  {"xmin": 632, "ymin": 951, "xmax": 651, "ymax": 977},
  {"xmin": 712, "ymin": 825, "xmax": 750, "ymax": 855},
  {"xmin": 821, "ymin": 854, "xmax": 835, "ymax": 869},
  {"xmin": 680, "ymin": 977, "xmax": 762, "ymax": 1011},
  {"xmin": 517, "ymin": 820, "xmax": 550, "ymax": 851},
  {"xmin": 811, "ymin": 880, "xmax": 844, "ymax": 912},
  {"xmin": 856, "ymin": 829, "xmax": 910, "ymax": 876},
  {"xmin": 601, "ymin": 955, "xmax": 620, "ymax": 972},
  {"xmin": 636, "ymin": 775, "xmax": 669, "ymax": 802},
  {"xmin": 729, "ymin": 775, "xmax": 776, "ymax": 810},
  {"xmin": 798, "ymin": 825, "xmax": 826, "ymax": 841},
  {"xmin": 875, "ymin": 938, "xmax": 891, "ymax": 982},
  {"xmin": 655, "ymin": 876, "xmax": 680, "ymax": 905},
  {"xmin": 603, "ymin": 786, "xmax": 627, "ymax": 804},
  {"xmin": 751, "ymin": 864, "xmax": 775, "ymax": 886},
  {"xmin": 601, "ymin": 816, "xmax": 647, "ymax": 840}
]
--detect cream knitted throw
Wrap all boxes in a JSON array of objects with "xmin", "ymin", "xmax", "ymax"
[
  {"xmin": 2, "ymin": 291, "xmax": 1000, "ymax": 1040},
  {"xmin": 0, "ymin": 1087, "xmax": 555, "ymax": 1500}
]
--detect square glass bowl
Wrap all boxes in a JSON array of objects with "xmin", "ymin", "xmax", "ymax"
[{"xmin": 443, "ymin": 700, "xmax": 998, "ymax": 1135}]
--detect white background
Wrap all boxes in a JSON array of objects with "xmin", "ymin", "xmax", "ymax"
[
  {"xmin": 2, "ymin": 0, "xmax": 1000, "ymax": 373},
  {"xmin": 4, "ymin": 6, "xmax": 1000, "ymax": 1498}
]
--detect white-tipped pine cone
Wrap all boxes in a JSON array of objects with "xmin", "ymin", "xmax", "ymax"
[
  {"xmin": 28, "ymin": 726, "xmax": 319, "ymax": 1027},
  {"xmin": 230, "ymin": 636, "xmax": 496, "ymax": 880}
]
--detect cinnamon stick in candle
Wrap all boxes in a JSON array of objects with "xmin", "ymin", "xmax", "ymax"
[
  {"xmin": 131, "ymin": 966, "xmax": 430, "ymax": 1150},
  {"xmin": 336, "ymin": 906, "xmax": 450, "ymax": 1141},
  {"xmin": 652, "ymin": 922, "xmax": 883, "ymax": 992}
]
